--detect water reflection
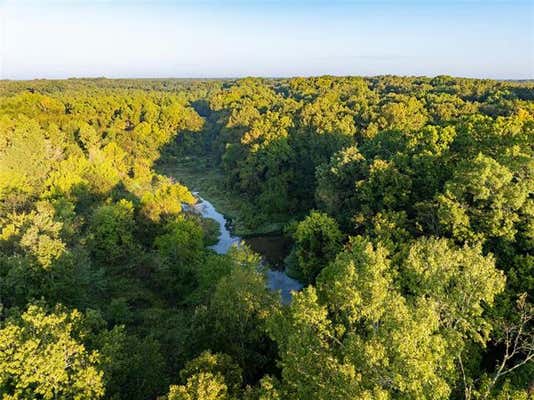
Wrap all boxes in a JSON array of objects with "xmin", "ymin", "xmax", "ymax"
[{"xmin": 192, "ymin": 194, "xmax": 302, "ymax": 303}]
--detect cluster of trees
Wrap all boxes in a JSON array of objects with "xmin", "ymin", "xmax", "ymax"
[
  {"xmin": 0, "ymin": 84, "xmax": 277, "ymax": 399},
  {"xmin": 182, "ymin": 76, "xmax": 534, "ymax": 398},
  {"xmin": 0, "ymin": 76, "xmax": 532, "ymax": 399}
]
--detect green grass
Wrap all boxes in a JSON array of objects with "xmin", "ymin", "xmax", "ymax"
[{"xmin": 157, "ymin": 155, "xmax": 285, "ymax": 237}]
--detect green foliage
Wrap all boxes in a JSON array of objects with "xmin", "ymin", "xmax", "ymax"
[
  {"xmin": 1, "ymin": 201, "xmax": 66, "ymax": 269},
  {"xmin": 155, "ymin": 215, "xmax": 204, "ymax": 266},
  {"xmin": 401, "ymin": 238, "xmax": 506, "ymax": 343},
  {"xmin": 291, "ymin": 211, "xmax": 342, "ymax": 284},
  {"xmin": 1, "ymin": 76, "xmax": 532, "ymax": 399},
  {"xmin": 153, "ymin": 215, "xmax": 204, "ymax": 297},
  {"xmin": 89, "ymin": 199, "xmax": 137, "ymax": 266},
  {"xmin": 0, "ymin": 305, "xmax": 105, "ymax": 400},
  {"xmin": 269, "ymin": 236, "xmax": 507, "ymax": 399},
  {"xmin": 438, "ymin": 153, "xmax": 530, "ymax": 244},
  {"xmin": 167, "ymin": 372, "xmax": 229, "ymax": 400},
  {"xmin": 195, "ymin": 248, "xmax": 280, "ymax": 382},
  {"xmin": 96, "ymin": 329, "xmax": 167, "ymax": 400},
  {"xmin": 179, "ymin": 351, "xmax": 243, "ymax": 396},
  {"xmin": 140, "ymin": 177, "xmax": 195, "ymax": 222}
]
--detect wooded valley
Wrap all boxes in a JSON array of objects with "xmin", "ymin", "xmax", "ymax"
[{"xmin": 0, "ymin": 76, "xmax": 532, "ymax": 399}]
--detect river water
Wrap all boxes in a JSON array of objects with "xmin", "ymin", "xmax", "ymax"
[{"xmin": 193, "ymin": 194, "xmax": 303, "ymax": 303}]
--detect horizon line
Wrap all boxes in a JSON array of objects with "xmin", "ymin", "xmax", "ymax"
[{"xmin": 2, "ymin": 74, "xmax": 533, "ymax": 82}]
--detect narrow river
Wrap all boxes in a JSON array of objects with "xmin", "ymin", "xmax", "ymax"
[{"xmin": 193, "ymin": 194, "xmax": 303, "ymax": 303}]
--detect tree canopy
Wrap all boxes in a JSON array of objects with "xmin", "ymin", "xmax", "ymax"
[{"xmin": 0, "ymin": 76, "xmax": 532, "ymax": 399}]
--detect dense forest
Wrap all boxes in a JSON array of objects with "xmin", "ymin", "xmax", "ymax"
[{"xmin": 0, "ymin": 76, "xmax": 532, "ymax": 399}]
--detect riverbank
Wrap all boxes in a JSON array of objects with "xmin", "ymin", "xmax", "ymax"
[
  {"xmin": 157, "ymin": 155, "xmax": 287, "ymax": 237},
  {"xmin": 191, "ymin": 194, "xmax": 303, "ymax": 303}
]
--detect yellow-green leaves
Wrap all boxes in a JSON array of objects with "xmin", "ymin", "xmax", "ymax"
[
  {"xmin": 438, "ymin": 153, "xmax": 530, "ymax": 244},
  {"xmin": 270, "ymin": 235, "xmax": 507, "ymax": 399},
  {"xmin": 0, "ymin": 305, "xmax": 105, "ymax": 400},
  {"xmin": 402, "ymin": 237, "xmax": 506, "ymax": 343},
  {"xmin": 179, "ymin": 351, "xmax": 242, "ymax": 397},
  {"xmin": 140, "ymin": 177, "xmax": 195, "ymax": 222},
  {"xmin": 0, "ymin": 201, "xmax": 66, "ymax": 269},
  {"xmin": 292, "ymin": 211, "xmax": 342, "ymax": 284},
  {"xmin": 317, "ymin": 237, "xmax": 392, "ymax": 324},
  {"xmin": 168, "ymin": 372, "xmax": 229, "ymax": 400},
  {"xmin": 88, "ymin": 199, "xmax": 136, "ymax": 265}
]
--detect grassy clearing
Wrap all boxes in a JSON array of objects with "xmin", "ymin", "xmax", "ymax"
[{"xmin": 157, "ymin": 155, "xmax": 285, "ymax": 236}]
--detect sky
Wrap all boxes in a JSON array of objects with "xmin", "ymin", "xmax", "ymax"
[{"xmin": 0, "ymin": 0, "xmax": 533, "ymax": 80}]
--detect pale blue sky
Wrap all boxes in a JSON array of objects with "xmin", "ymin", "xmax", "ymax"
[{"xmin": 1, "ymin": 0, "xmax": 533, "ymax": 79}]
